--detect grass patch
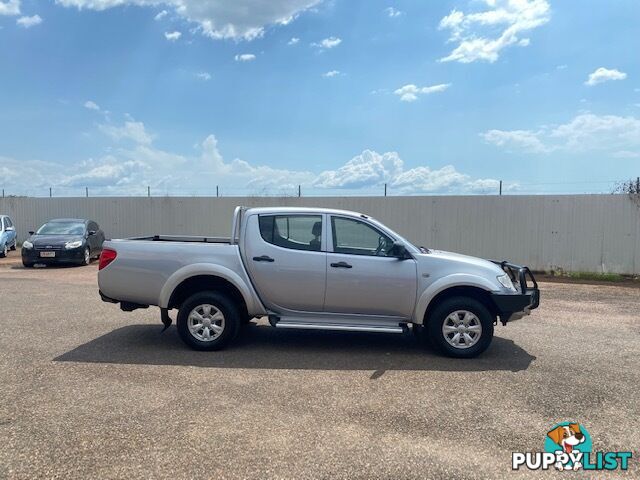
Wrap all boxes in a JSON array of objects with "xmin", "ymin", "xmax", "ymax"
[{"xmin": 566, "ymin": 272, "xmax": 626, "ymax": 282}]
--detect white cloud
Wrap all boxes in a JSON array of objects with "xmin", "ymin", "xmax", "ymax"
[
  {"xmin": 311, "ymin": 36, "xmax": 341, "ymax": 49},
  {"xmin": 314, "ymin": 150, "xmax": 500, "ymax": 193},
  {"xmin": 99, "ymin": 119, "xmax": 154, "ymax": 145},
  {"xmin": 385, "ymin": 7, "xmax": 402, "ymax": 17},
  {"xmin": 322, "ymin": 70, "xmax": 340, "ymax": 78},
  {"xmin": 84, "ymin": 100, "xmax": 101, "ymax": 111},
  {"xmin": 195, "ymin": 72, "xmax": 211, "ymax": 81},
  {"xmin": 438, "ymin": 0, "xmax": 550, "ymax": 63},
  {"xmin": 16, "ymin": 14, "xmax": 42, "ymax": 27},
  {"xmin": 164, "ymin": 30, "xmax": 181, "ymax": 41},
  {"xmin": 55, "ymin": 0, "xmax": 322, "ymax": 41},
  {"xmin": 0, "ymin": 0, "xmax": 20, "ymax": 16},
  {"xmin": 287, "ymin": 37, "xmax": 299, "ymax": 45},
  {"xmin": 483, "ymin": 113, "xmax": 640, "ymax": 155},
  {"xmin": 585, "ymin": 67, "xmax": 627, "ymax": 86},
  {"xmin": 394, "ymin": 83, "xmax": 451, "ymax": 102},
  {"xmin": 481, "ymin": 129, "xmax": 548, "ymax": 153},
  {"xmin": 234, "ymin": 53, "xmax": 256, "ymax": 62},
  {"xmin": 154, "ymin": 9, "xmax": 167, "ymax": 20}
]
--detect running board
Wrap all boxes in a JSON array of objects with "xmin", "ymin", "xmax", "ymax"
[{"xmin": 271, "ymin": 318, "xmax": 405, "ymax": 334}]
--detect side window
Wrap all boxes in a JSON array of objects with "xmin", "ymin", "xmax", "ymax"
[
  {"xmin": 6, "ymin": 218, "xmax": 12, "ymax": 228},
  {"xmin": 259, "ymin": 215, "xmax": 322, "ymax": 252},
  {"xmin": 331, "ymin": 217, "xmax": 394, "ymax": 257},
  {"xmin": 1, "ymin": 218, "xmax": 6, "ymax": 229}
]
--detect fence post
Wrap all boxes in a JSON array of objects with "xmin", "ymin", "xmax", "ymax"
[
  {"xmin": 298, "ymin": 185, "xmax": 301, "ymax": 197},
  {"xmin": 147, "ymin": 186, "xmax": 150, "ymax": 197},
  {"xmin": 85, "ymin": 187, "xmax": 89, "ymax": 198},
  {"xmin": 384, "ymin": 183, "xmax": 387, "ymax": 197},
  {"xmin": 499, "ymin": 180, "xmax": 502, "ymax": 196},
  {"xmin": 49, "ymin": 187, "xmax": 52, "ymax": 198},
  {"xmin": 2, "ymin": 189, "xmax": 4, "ymax": 198},
  {"xmin": 216, "ymin": 185, "xmax": 219, "ymax": 197}
]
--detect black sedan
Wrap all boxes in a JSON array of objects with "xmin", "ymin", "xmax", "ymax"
[{"xmin": 21, "ymin": 218, "xmax": 105, "ymax": 267}]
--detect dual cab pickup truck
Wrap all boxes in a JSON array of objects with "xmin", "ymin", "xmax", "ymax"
[{"xmin": 98, "ymin": 206, "xmax": 539, "ymax": 358}]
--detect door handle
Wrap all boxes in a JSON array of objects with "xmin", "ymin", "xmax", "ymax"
[
  {"xmin": 330, "ymin": 261, "xmax": 352, "ymax": 268},
  {"xmin": 253, "ymin": 255, "xmax": 275, "ymax": 262}
]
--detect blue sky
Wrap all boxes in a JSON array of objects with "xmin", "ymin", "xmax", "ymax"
[{"xmin": 0, "ymin": 0, "xmax": 638, "ymax": 196}]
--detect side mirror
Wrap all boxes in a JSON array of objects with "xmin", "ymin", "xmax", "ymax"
[
  {"xmin": 390, "ymin": 241, "xmax": 410, "ymax": 259},
  {"xmin": 88, "ymin": 230, "xmax": 96, "ymax": 236},
  {"xmin": 28, "ymin": 230, "xmax": 34, "ymax": 235}
]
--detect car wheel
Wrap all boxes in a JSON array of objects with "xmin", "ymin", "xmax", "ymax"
[
  {"xmin": 22, "ymin": 259, "xmax": 33, "ymax": 268},
  {"xmin": 426, "ymin": 296, "xmax": 494, "ymax": 358},
  {"xmin": 82, "ymin": 247, "xmax": 91, "ymax": 266},
  {"xmin": 177, "ymin": 291, "xmax": 241, "ymax": 351},
  {"xmin": 0, "ymin": 244, "xmax": 7, "ymax": 258},
  {"xmin": 10, "ymin": 241, "xmax": 16, "ymax": 251}
]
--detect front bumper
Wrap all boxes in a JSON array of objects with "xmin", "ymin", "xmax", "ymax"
[
  {"xmin": 490, "ymin": 261, "xmax": 540, "ymax": 324},
  {"xmin": 22, "ymin": 247, "xmax": 86, "ymax": 264}
]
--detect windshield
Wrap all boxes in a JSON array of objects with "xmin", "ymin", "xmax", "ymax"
[{"xmin": 36, "ymin": 222, "xmax": 85, "ymax": 235}]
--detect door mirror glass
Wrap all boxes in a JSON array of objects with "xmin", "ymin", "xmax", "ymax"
[{"xmin": 390, "ymin": 241, "xmax": 409, "ymax": 259}]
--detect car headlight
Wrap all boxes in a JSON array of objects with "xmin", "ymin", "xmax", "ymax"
[
  {"xmin": 497, "ymin": 273, "xmax": 516, "ymax": 291},
  {"xmin": 22, "ymin": 240, "xmax": 33, "ymax": 249},
  {"xmin": 64, "ymin": 240, "xmax": 83, "ymax": 249}
]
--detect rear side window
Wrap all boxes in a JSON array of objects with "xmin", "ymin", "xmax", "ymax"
[
  {"xmin": 258, "ymin": 215, "xmax": 322, "ymax": 252},
  {"xmin": 5, "ymin": 218, "xmax": 12, "ymax": 228}
]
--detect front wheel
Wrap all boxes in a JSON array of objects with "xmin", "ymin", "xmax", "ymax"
[
  {"xmin": 81, "ymin": 247, "xmax": 91, "ymax": 266},
  {"xmin": 426, "ymin": 296, "xmax": 494, "ymax": 358},
  {"xmin": 177, "ymin": 291, "xmax": 241, "ymax": 351}
]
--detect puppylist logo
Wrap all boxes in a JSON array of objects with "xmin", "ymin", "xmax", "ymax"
[{"xmin": 512, "ymin": 422, "xmax": 633, "ymax": 471}]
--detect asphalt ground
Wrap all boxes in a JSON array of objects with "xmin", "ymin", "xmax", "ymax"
[{"xmin": 0, "ymin": 251, "xmax": 638, "ymax": 479}]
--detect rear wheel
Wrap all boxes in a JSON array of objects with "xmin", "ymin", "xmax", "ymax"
[
  {"xmin": 426, "ymin": 296, "xmax": 494, "ymax": 358},
  {"xmin": 177, "ymin": 291, "xmax": 241, "ymax": 351},
  {"xmin": 0, "ymin": 244, "xmax": 6, "ymax": 258},
  {"xmin": 10, "ymin": 241, "xmax": 16, "ymax": 251}
]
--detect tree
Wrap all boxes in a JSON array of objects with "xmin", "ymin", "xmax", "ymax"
[{"xmin": 613, "ymin": 177, "xmax": 640, "ymax": 195}]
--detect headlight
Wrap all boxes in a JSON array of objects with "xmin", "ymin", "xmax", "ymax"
[
  {"xmin": 497, "ymin": 273, "xmax": 516, "ymax": 291},
  {"xmin": 65, "ymin": 240, "xmax": 83, "ymax": 249},
  {"xmin": 22, "ymin": 240, "xmax": 33, "ymax": 249}
]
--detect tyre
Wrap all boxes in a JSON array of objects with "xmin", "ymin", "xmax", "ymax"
[
  {"xmin": 0, "ymin": 244, "xmax": 6, "ymax": 258},
  {"xmin": 81, "ymin": 247, "xmax": 91, "ymax": 266},
  {"xmin": 22, "ymin": 259, "xmax": 33, "ymax": 268},
  {"xmin": 426, "ymin": 296, "xmax": 494, "ymax": 358},
  {"xmin": 10, "ymin": 241, "xmax": 16, "ymax": 251},
  {"xmin": 177, "ymin": 291, "xmax": 241, "ymax": 351}
]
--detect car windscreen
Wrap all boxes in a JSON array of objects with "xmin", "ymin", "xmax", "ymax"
[{"xmin": 36, "ymin": 222, "xmax": 86, "ymax": 235}]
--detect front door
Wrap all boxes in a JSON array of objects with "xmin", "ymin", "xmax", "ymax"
[
  {"xmin": 243, "ymin": 213, "xmax": 327, "ymax": 313},
  {"xmin": 324, "ymin": 215, "xmax": 417, "ymax": 318}
]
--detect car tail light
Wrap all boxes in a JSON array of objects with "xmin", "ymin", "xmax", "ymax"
[{"xmin": 99, "ymin": 248, "xmax": 117, "ymax": 270}]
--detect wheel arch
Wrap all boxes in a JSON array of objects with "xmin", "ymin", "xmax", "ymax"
[
  {"xmin": 159, "ymin": 263, "xmax": 265, "ymax": 316},
  {"xmin": 414, "ymin": 275, "xmax": 499, "ymax": 324}
]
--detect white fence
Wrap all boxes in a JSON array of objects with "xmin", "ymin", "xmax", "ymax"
[{"xmin": 1, "ymin": 195, "xmax": 639, "ymax": 274}]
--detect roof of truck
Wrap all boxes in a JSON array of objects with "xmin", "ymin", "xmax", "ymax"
[{"xmin": 245, "ymin": 206, "xmax": 368, "ymax": 218}]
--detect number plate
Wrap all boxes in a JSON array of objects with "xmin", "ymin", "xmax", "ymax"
[{"xmin": 40, "ymin": 251, "xmax": 56, "ymax": 258}]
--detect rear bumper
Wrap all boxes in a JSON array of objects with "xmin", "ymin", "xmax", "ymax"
[{"xmin": 489, "ymin": 261, "xmax": 540, "ymax": 324}]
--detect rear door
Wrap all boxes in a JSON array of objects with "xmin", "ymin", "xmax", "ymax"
[
  {"xmin": 324, "ymin": 215, "xmax": 417, "ymax": 318},
  {"xmin": 243, "ymin": 213, "xmax": 327, "ymax": 313}
]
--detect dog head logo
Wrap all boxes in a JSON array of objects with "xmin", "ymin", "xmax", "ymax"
[
  {"xmin": 545, "ymin": 422, "xmax": 592, "ymax": 470},
  {"xmin": 547, "ymin": 423, "xmax": 585, "ymax": 454}
]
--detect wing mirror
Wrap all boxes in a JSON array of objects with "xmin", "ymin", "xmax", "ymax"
[
  {"xmin": 28, "ymin": 230, "xmax": 34, "ymax": 235},
  {"xmin": 88, "ymin": 230, "xmax": 96, "ymax": 236},
  {"xmin": 390, "ymin": 241, "xmax": 410, "ymax": 259}
]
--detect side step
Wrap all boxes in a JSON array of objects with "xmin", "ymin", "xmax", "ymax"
[{"xmin": 269, "ymin": 315, "xmax": 406, "ymax": 334}]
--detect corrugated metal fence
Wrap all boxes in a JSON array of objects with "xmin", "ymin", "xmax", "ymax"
[{"xmin": 1, "ymin": 195, "xmax": 639, "ymax": 274}]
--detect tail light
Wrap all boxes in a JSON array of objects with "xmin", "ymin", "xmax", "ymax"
[{"xmin": 99, "ymin": 248, "xmax": 117, "ymax": 270}]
